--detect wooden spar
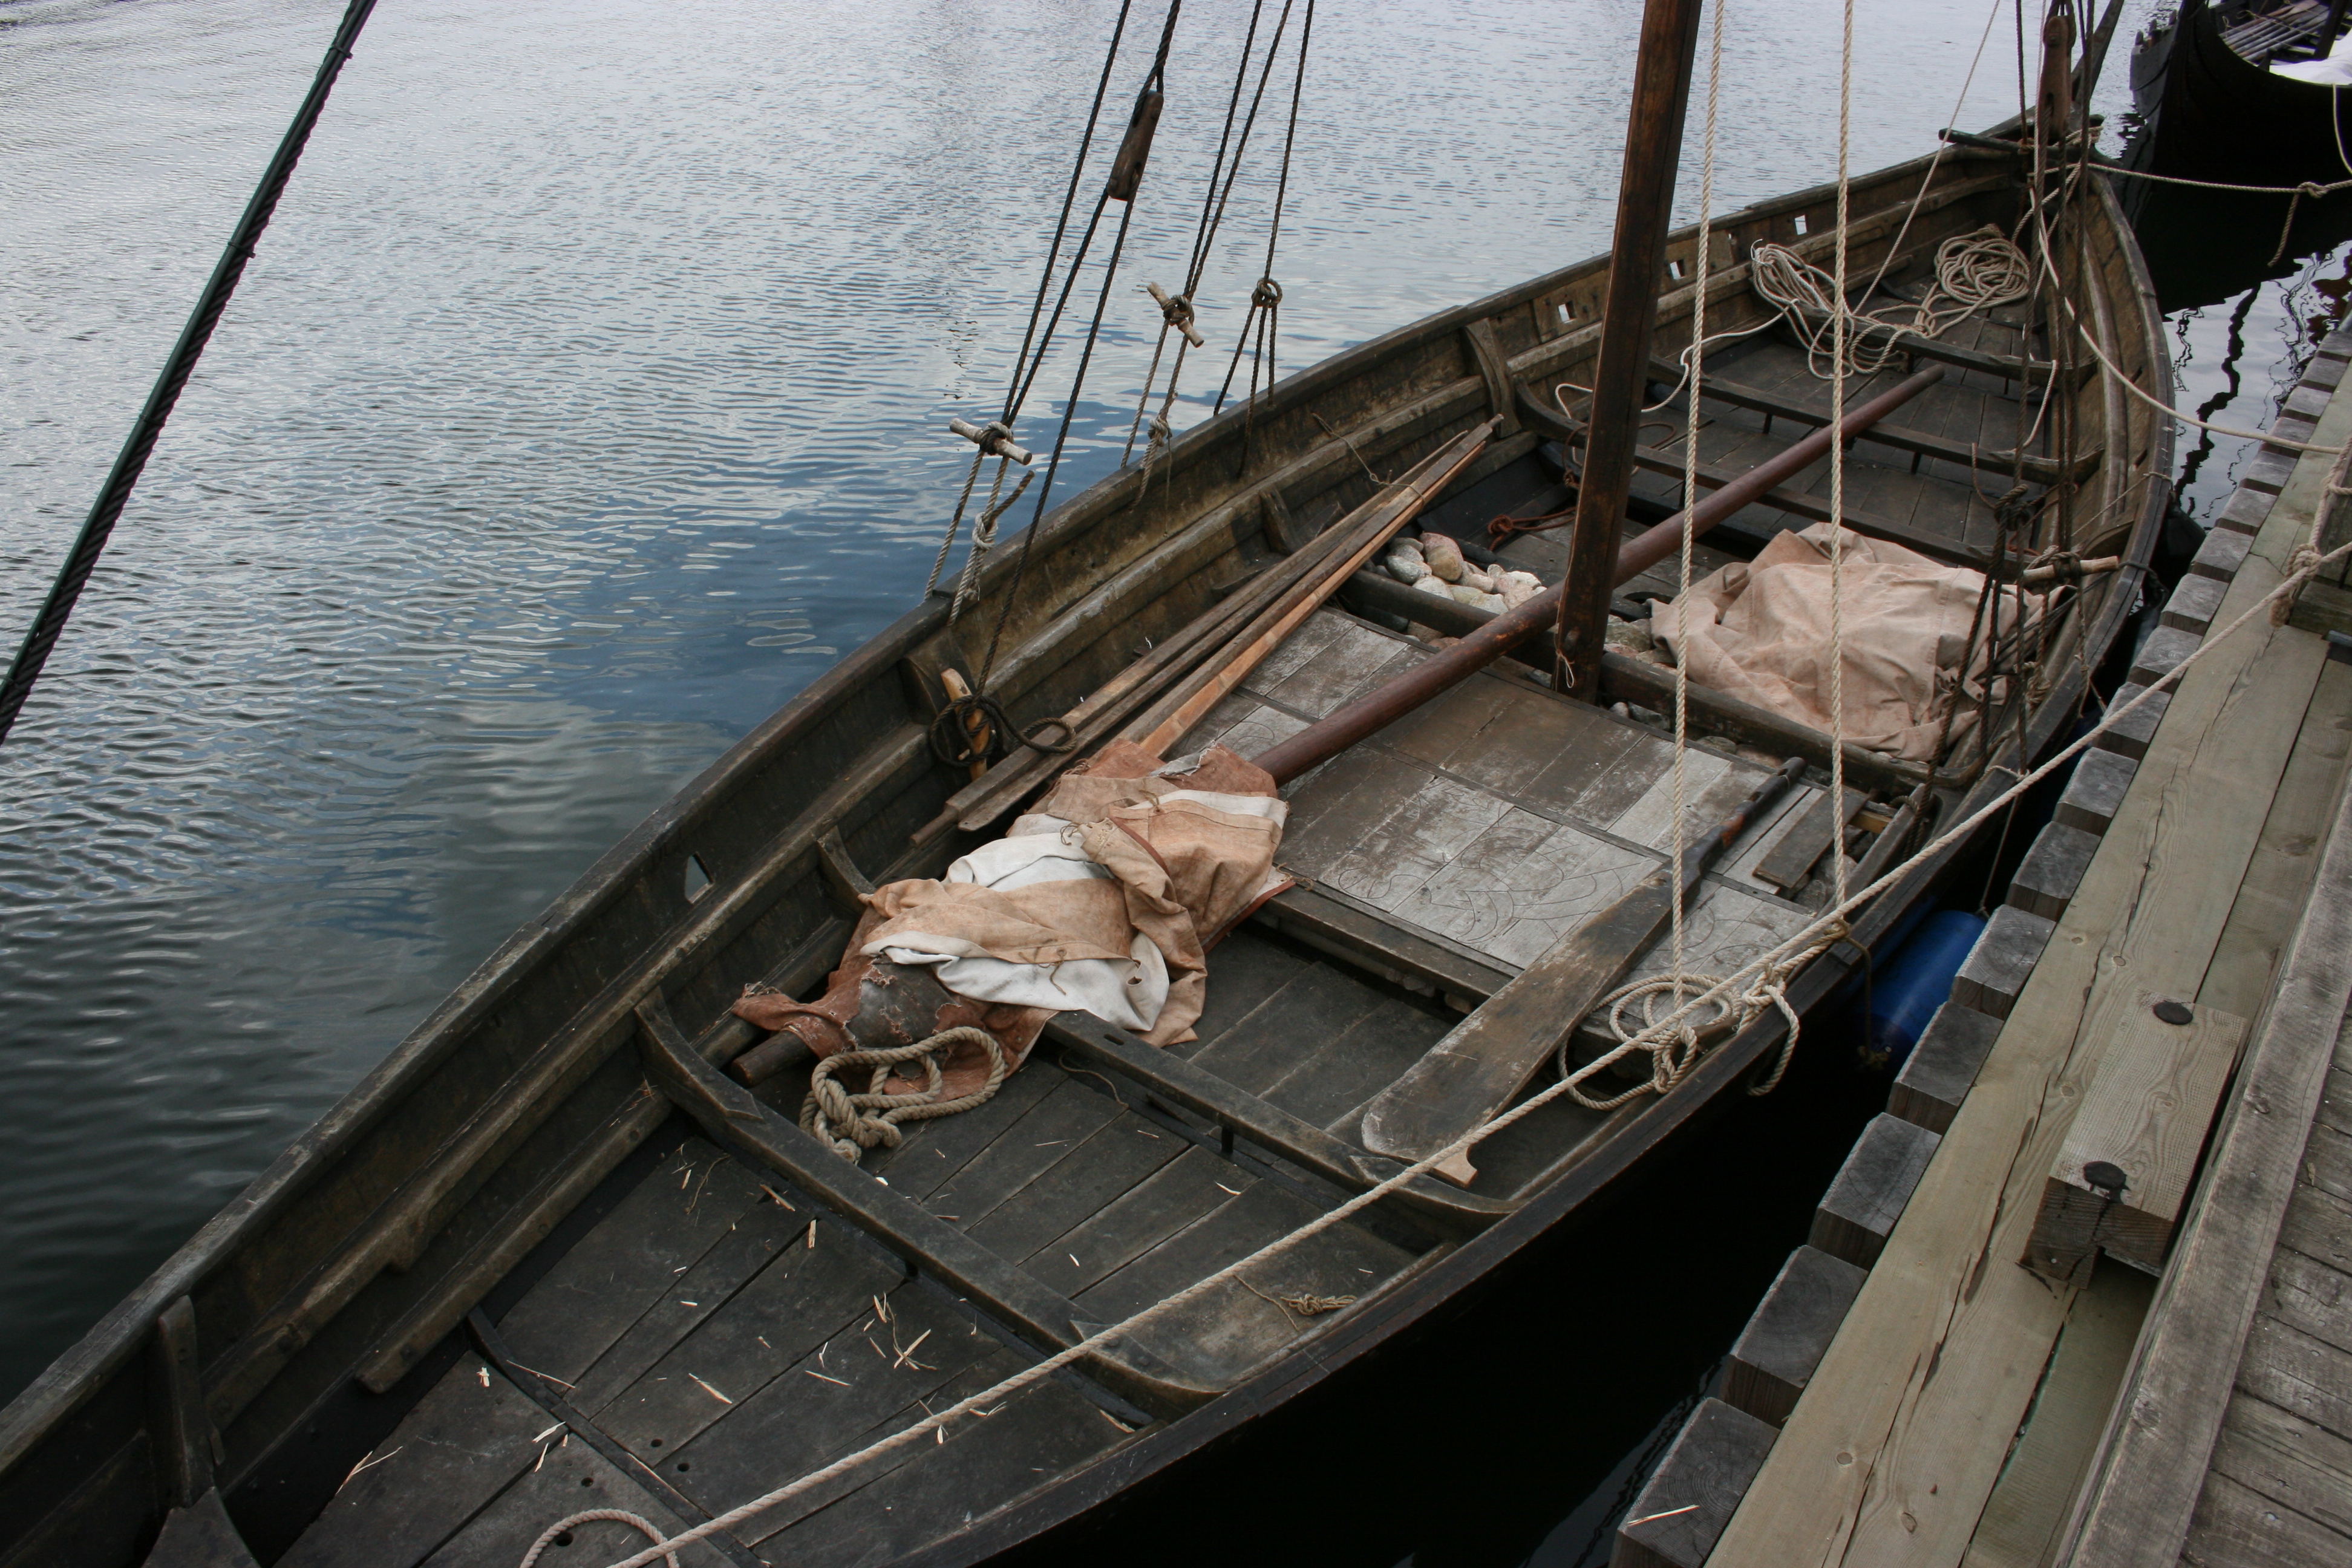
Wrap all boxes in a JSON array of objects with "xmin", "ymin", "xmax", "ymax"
[
  {"xmin": 1359, "ymin": 757, "xmax": 1806, "ymax": 1183},
  {"xmin": 1130, "ymin": 421, "xmax": 1497, "ymax": 755},
  {"xmin": 1250, "ymin": 365, "xmax": 1946, "ymax": 786},
  {"xmin": 1552, "ymin": 0, "xmax": 1710, "ymax": 699}
]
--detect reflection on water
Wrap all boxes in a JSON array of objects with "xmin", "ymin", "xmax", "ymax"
[{"xmin": 0, "ymin": 0, "xmax": 2174, "ymax": 1558}]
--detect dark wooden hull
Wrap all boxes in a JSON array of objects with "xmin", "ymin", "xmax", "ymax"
[
  {"xmin": 2133, "ymin": 0, "xmax": 2352, "ymax": 186},
  {"xmin": 0, "ymin": 143, "xmax": 2171, "ymax": 1568}
]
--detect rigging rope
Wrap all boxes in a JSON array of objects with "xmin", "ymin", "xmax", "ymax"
[
  {"xmin": 1122, "ymin": 0, "xmax": 1299, "ymax": 477},
  {"xmin": 1749, "ymin": 229, "xmax": 2031, "ymax": 379},
  {"xmin": 1663, "ymin": 0, "xmax": 1730, "ymax": 1050},
  {"xmin": 924, "ymin": 0, "xmax": 1145, "ymax": 618},
  {"xmin": 1213, "ymin": 0, "xmax": 1315, "ymax": 426},
  {"xmin": 0, "ymin": 0, "xmax": 382, "ymax": 751}
]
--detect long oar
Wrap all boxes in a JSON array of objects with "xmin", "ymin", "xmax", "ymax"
[{"xmin": 1359, "ymin": 757, "xmax": 1805, "ymax": 1184}]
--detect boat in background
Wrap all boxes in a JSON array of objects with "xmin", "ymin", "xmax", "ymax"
[{"xmin": 2131, "ymin": 0, "xmax": 2352, "ymax": 186}]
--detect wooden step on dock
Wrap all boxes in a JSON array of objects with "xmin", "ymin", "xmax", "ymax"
[{"xmin": 1610, "ymin": 322, "xmax": 2352, "ymax": 1567}]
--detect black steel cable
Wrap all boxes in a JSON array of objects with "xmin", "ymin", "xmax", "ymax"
[
  {"xmin": 0, "ymin": 0, "xmax": 381, "ymax": 749},
  {"xmin": 976, "ymin": 3, "xmax": 1186, "ymax": 687},
  {"xmin": 995, "ymin": 0, "xmax": 1140, "ymax": 426}
]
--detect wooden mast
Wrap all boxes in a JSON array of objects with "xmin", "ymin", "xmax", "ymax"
[{"xmin": 1552, "ymin": 0, "xmax": 1710, "ymax": 697}]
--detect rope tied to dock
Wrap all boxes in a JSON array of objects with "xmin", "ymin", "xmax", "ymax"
[{"xmin": 802, "ymin": 1027, "xmax": 1008, "ymax": 1162}]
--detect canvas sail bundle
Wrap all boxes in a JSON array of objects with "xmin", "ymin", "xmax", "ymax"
[{"xmin": 734, "ymin": 742, "xmax": 1291, "ymax": 1097}]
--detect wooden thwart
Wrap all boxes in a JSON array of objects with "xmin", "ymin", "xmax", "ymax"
[{"xmin": 1359, "ymin": 759, "xmax": 1803, "ymax": 1183}]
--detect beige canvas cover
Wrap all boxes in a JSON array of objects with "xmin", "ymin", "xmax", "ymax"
[
  {"xmin": 1653, "ymin": 523, "xmax": 2040, "ymax": 763},
  {"xmin": 733, "ymin": 743, "xmax": 1290, "ymax": 1094}
]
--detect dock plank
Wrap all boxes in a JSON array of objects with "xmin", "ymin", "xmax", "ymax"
[{"xmin": 1710, "ymin": 474, "xmax": 2331, "ymax": 1564}]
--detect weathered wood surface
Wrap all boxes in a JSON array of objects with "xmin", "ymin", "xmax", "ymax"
[
  {"xmin": 1725, "ymin": 1247, "xmax": 1867, "ymax": 1427},
  {"xmin": 1809, "ymin": 1115, "xmax": 1941, "ymax": 1270},
  {"xmin": 1957, "ymin": 1264, "xmax": 2152, "ymax": 1568},
  {"xmin": 1711, "ymin": 400, "xmax": 2338, "ymax": 1562},
  {"xmin": 1612, "ymin": 1398, "xmax": 1779, "ymax": 1568},
  {"xmin": 2057, "ymin": 396, "xmax": 2352, "ymax": 1568},
  {"xmin": 2024, "ymin": 996, "xmax": 2247, "ymax": 1285},
  {"xmin": 1889, "ymin": 1002, "xmax": 2003, "ymax": 1136}
]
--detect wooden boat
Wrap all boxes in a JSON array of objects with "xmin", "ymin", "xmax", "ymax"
[
  {"xmin": 0, "ymin": 129, "xmax": 2172, "ymax": 1568},
  {"xmin": 2130, "ymin": 0, "xmax": 2352, "ymax": 186}
]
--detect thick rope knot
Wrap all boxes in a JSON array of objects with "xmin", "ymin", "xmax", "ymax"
[
  {"xmin": 518, "ymin": 1511, "xmax": 678, "ymax": 1568},
  {"xmin": 2028, "ymin": 547, "xmax": 2084, "ymax": 586},
  {"xmin": 801, "ymin": 1027, "xmax": 1008, "ymax": 1163},
  {"xmin": 1251, "ymin": 275, "xmax": 1284, "ymax": 309},
  {"xmin": 1157, "ymin": 290, "xmax": 1196, "ymax": 333},
  {"xmin": 2279, "ymin": 543, "xmax": 2327, "ymax": 624},
  {"xmin": 1554, "ymin": 920, "xmax": 1849, "ymax": 1111}
]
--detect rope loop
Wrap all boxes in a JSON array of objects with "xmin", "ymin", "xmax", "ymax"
[
  {"xmin": 1018, "ymin": 715, "xmax": 1079, "ymax": 754},
  {"xmin": 1251, "ymin": 275, "xmax": 1284, "ymax": 309},
  {"xmin": 927, "ymin": 692, "xmax": 1013, "ymax": 769},
  {"xmin": 801, "ymin": 1027, "xmax": 1008, "ymax": 1163},
  {"xmin": 1553, "ymin": 920, "xmax": 1847, "ymax": 1111},
  {"xmin": 1157, "ymin": 289, "xmax": 1197, "ymax": 333},
  {"xmin": 519, "ymin": 1511, "xmax": 679, "ymax": 1568}
]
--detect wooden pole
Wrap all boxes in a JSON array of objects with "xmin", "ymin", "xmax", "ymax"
[{"xmin": 1552, "ymin": 0, "xmax": 1710, "ymax": 699}]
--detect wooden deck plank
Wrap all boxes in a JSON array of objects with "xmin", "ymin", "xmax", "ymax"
[
  {"xmin": 662, "ymin": 1287, "xmax": 1010, "ymax": 1529},
  {"xmin": 963, "ymin": 1109, "xmax": 1186, "ymax": 1263},
  {"xmin": 862, "ymin": 1060, "xmax": 1062, "ymax": 1199},
  {"xmin": 494, "ymin": 1141, "xmax": 765, "ymax": 1388},
  {"xmin": 2181, "ymin": 1469, "xmax": 2352, "ymax": 1568},
  {"xmin": 1020, "ymin": 1145, "xmax": 1251, "ymax": 1298},
  {"xmin": 913, "ymin": 1077, "xmax": 1125, "ymax": 1229},
  {"xmin": 1957, "ymin": 1264, "xmax": 2152, "ymax": 1568},
  {"xmin": 1254, "ymin": 993, "xmax": 1455, "ymax": 1132},
  {"xmin": 1182, "ymin": 961, "xmax": 1388, "ymax": 1095},
  {"xmin": 2024, "ymin": 387, "xmax": 2352, "ymax": 1568},
  {"xmin": 760, "ymin": 1377, "xmax": 1125, "ymax": 1567},
  {"xmin": 2197, "ymin": 661, "xmax": 2352, "ymax": 1020},
  {"xmin": 565, "ymin": 1184, "xmax": 811, "ymax": 1417},
  {"xmin": 279, "ymin": 1362, "xmax": 552, "ymax": 1568},
  {"xmin": 417, "ymin": 1437, "xmax": 733, "ymax": 1568},
  {"xmin": 1388, "ymin": 808, "xmax": 1655, "ymax": 970},
  {"xmin": 1074, "ymin": 1176, "xmax": 1409, "ymax": 1327},
  {"xmin": 594, "ymin": 1228, "xmax": 901, "ymax": 1457},
  {"xmin": 1310, "ymin": 766, "xmax": 1516, "ymax": 914},
  {"xmin": 713, "ymin": 1347, "xmax": 1030, "ymax": 1549},
  {"xmin": 2262, "ymin": 1247, "xmax": 2352, "ymax": 1362},
  {"xmin": 2204, "ymin": 1391, "xmax": 2352, "ymax": 1542},
  {"xmin": 1711, "ymin": 465, "xmax": 2333, "ymax": 1564},
  {"xmin": 2238, "ymin": 1315, "xmax": 2352, "ymax": 1443}
]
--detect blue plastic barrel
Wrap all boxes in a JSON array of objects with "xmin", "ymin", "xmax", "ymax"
[{"xmin": 1861, "ymin": 908, "xmax": 1987, "ymax": 1071}]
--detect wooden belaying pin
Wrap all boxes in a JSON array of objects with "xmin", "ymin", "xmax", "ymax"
[
  {"xmin": 947, "ymin": 417, "xmax": 1033, "ymax": 466},
  {"xmin": 1146, "ymin": 282, "xmax": 1206, "ymax": 348}
]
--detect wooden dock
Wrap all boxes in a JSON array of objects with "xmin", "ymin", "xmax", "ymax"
[{"xmin": 1608, "ymin": 323, "xmax": 2352, "ymax": 1568}]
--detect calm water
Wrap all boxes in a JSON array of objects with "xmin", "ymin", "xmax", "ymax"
[{"xmin": 0, "ymin": 0, "xmax": 2330, "ymax": 1559}]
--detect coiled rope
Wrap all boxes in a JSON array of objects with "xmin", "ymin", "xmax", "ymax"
[
  {"xmin": 802, "ymin": 1027, "xmax": 1009, "ymax": 1163},
  {"xmin": 522, "ymin": 1513, "xmax": 678, "ymax": 1568},
  {"xmin": 1750, "ymin": 227, "xmax": 2031, "ymax": 379}
]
